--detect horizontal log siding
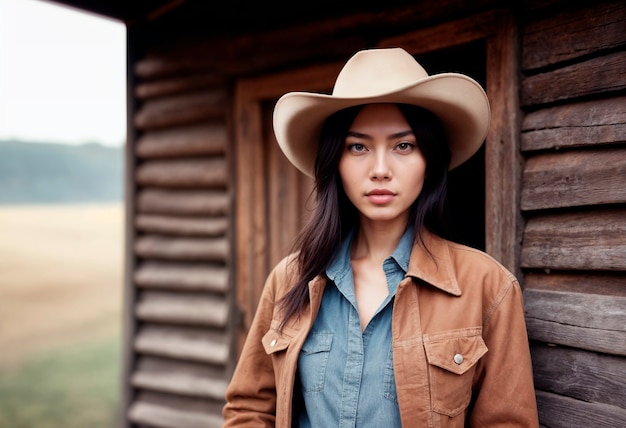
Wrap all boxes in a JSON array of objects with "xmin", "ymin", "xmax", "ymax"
[
  {"xmin": 520, "ymin": 1, "xmax": 626, "ymax": 425},
  {"xmin": 126, "ymin": 44, "xmax": 231, "ymax": 428}
]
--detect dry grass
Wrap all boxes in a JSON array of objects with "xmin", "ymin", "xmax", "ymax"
[{"xmin": 0, "ymin": 203, "xmax": 124, "ymax": 368}]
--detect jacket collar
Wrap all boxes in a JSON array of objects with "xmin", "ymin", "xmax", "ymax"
[{"xmin": 405, "ymin": 229, "xmax": 461, "ymax": 296}]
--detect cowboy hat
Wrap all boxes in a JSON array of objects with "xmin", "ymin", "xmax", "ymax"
[{"xmin": 273, "ymin": 47, "xmax": 490, "ymax": 178}]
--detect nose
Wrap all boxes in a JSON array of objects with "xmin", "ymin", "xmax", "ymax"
[{"xmin": 371, "ymin": 150, "xmax": 391, "ymax": 180}]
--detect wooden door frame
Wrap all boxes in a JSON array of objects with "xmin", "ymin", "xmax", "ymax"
[
  {"xmin": 233, "ymin": 7, "xmax": 522, "ymax": 352},
  {"xmin": 233, "ymin": 62, "xmax": 343, "ymax": 350},
  {"xmin": 378, "ymin": 8, "xmax": 522, "ymax": 277}
]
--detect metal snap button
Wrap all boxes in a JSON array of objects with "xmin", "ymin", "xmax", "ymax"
[
  {"xmin": 270, "ymin": 339, "xmax": 277, "ymax": 347},
  {"xmin": 453, "ymin": 353, "xmax": 464, "ymax": 365}
]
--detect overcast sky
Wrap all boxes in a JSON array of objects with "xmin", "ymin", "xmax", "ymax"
[{"xmin": 0, "ymin": 0, "xmax": 126, "ymax": 146}]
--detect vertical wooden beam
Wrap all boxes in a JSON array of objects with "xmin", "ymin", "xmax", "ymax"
[
  {"xmin": 120, "ymin": 25, "xmax": 139, "ymax": 428},
  {"xmin": 485, "ymin": 9, "xmax": 524, "ymax": 278},
  {"xmin": 233, "ymin": 86, "xmax": 268, "ymax": 354},
  {"xmin": 232, "ymin": 63, "xmax": 339, "ymax": 355}
]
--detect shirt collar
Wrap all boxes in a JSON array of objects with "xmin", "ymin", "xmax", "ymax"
[
  {"xmin": 326, "ymin": 226, "xmax": 414, "ymax": 280},
  {"xmin": 324, "ymin": 227, "xmax": 461, "ymax": 296}
]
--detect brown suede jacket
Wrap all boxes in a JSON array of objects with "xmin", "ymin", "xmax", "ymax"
[{"xmin": 223, "ymin": 231, "xmax": 539, "ymax": 427}]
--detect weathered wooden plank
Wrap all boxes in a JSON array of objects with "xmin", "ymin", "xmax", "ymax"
[
  {"xmin": 524, "ymin": 288, "xmax": 626, "ymax": 355},
  {"xmin": 134, "ymin": 261, "xmax": 228, "ymax": 293},
  {"xmin": 136, "ymin": 291, "xmax": 229, "ymax": 327},
  {"xmin": 135, "ymin": 74, "xmax": 227, "ymax": 100},
  {"xmin": 136, "ymin": 189, "xmax": 229, "ymax": 216},
  {"xmin": 134, "ymin": 325, "xmax": 229, "ymax": 364},
  {"xmin": 521, "ymin": 96, "xmax": 626, "ymax": 152},
  {"xmin": 134, "ymin": 1, "xmax": 495, "ymax": 79},
  {"xmin": 521, "ymin": 209, "xmax": 626, "ymax": 271},
  {"xmin": 521, "ymin": 148, "xmax": 626, "ymax": 210},
  {"xmin": 136, "ymin": 214, "xmax": 228, "ymax": 236},
  {"xmin": 536, "ymin": 390, "xmax": 626, "ymax": 428},
  {"xmin": 131, "ymin": 356, "xmax": 228, "ymax": 400},
  {"xmin": 379, "ymin": 10, "xmax": 497, "ymax": 53},
  {"xmin": 523, "ymin": 272, "xmax": 626, "ymax": 297},
  {"xmin": 521, "ymin": 52, "xmax": 626, "ymax": 106},
  {"xmin": 128, "ymin": 393, "xmax": 223, "ymax": 428},
  {"xmin": 136, "ymin": 124, "xmax": 227, "ymax": 159},
  {"xmin": 134, "ymin": 90, "xmax": 227, "ymax": 130},
  {"xmin": 135, "ymin": 235, "xmax": 229, "ymax": 262},
  {"xmin": 530, "ymin": 343, "xmax": 626, "ymax": 407},
  {"xmin": 484, "ymin": 9, "xmax": 523, "ymax": 275},
  {"xmin": 522, "ymin": 1, "xmax": 626, "ymax": 71},
  {"xmin": 136, "ymin": 158, "xmax": 227, "ymax": 188}
]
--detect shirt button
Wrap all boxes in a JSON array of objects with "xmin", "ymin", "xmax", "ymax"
[
  {"xmin": 270, "ymin": 339, "xmax": 277, "ymax": 347},
  {"xmin": 454, "ymin": 353, "xmax": 464, "ymax": 364}
]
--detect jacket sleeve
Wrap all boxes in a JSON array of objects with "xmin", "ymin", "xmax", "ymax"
[
  {"xmin": 469, "ymin": 277, "xmax": 539, "ymax": 427},
  {"xmin": 222, "ymin": 259, "xmax": 289, "ymax": 427}
]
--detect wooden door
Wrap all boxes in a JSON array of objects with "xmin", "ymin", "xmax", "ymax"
[{"xmin": 233, "ymin": 9, "xmax": 522, "ymax": 351}]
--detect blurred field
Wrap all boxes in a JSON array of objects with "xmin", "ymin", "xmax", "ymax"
[{"xmin": 0, "ymin": 203, "xmax": 124, "ymax": 427}]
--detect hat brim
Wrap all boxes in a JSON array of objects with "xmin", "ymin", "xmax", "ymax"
[{"xmin": 273, "ymin": 73, "xmax": 490, "ymax": 178}]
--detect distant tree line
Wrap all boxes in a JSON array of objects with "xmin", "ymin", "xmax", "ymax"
[{"xmin": 0, "ymin": 140, "xmax": 123, "ymax": 204}]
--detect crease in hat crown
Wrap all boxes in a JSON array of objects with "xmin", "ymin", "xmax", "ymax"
[
  {"xmin": 273, "ymin": 47, "xmax": 491, "ymax": 178},
  {"xmin": 332, "ymin": 48, "xmax": 429, "ymax": 98}
]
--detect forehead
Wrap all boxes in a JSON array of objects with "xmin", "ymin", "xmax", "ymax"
[{"xmin": 349, "ymin": 103, "xmax": 410, "ymax": 134}]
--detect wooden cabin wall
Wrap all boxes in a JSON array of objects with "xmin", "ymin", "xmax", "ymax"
[
  {"xmin": 120, "ymin": 31, "xmax": 233, "ymax": 428},
  {"xmin": 518, "ymin": 1, "xmax": 626, "ymax": 426}
]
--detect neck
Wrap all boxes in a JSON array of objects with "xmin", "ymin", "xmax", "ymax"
[{"xmin": 351, "ymin": 217, "xmax": 408, "ymax": 265}]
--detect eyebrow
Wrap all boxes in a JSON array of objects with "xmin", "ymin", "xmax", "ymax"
[{"xmin": 346, "ymin": 130, "xmax": 414, "ymax": 140}]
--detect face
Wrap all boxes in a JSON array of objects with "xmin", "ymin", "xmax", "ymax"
[{"xmin": 339, "ymin": 103, "xmax": 427, "ymax": 227}]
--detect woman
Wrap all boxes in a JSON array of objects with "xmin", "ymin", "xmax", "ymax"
[{"xmin": 223, "ymin": 47, "xmax": 538, "ymax": 427}]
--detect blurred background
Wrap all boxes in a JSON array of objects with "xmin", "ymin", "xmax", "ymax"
[{"xmin": 0, "ymin": 0, "xmax": 126, "ymax": 426}]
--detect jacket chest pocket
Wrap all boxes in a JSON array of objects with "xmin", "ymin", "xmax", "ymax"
[{"xmin": 423, "ymin": 329, "xmax": 487, "ymax": 418}]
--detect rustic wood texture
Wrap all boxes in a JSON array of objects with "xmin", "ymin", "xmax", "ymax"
[
  {"xmin": 134, "ymin": 261, "xmax": 228, "ymax": 293},
  {"xmin": 136, "ymin": 189, "xmax": 229, "ymax": 216},
  {"xmin": 128, "ymin": 391, "xmax": 224, "ymax": 428},
  {"xmin": 136, "ymin": 214, "xmax": 228, "ymax": 236},
  {"xmin": 535, "ymin": 390, "xmax": 626, "ymax": 428},
  {"xmin": 484, "ymin": 10, "xmax": 523, "ymax": 274},
  {"xmin": 378, "ymin": 10, "xmax": 497, "ymax": 53},
  {"xmin": 521, "ymin": 51, "xmax": 626, "ymax": 106},
  {"xmin": 521, "ymin": 209, "xmax": 626, "ymax": 271},
  {"xmin": 521, "ymin": 96, "xmax": 626, "ymax": 152},
  {"xmin": 521, "ymin": 148, "xmax": 626, "ymax": 210},
  {"xmin": 135, "ymin": 73, "xmax": 227, "ymax": 100},
  {"xmin": 134, "ymin": 90, "xmax": 227, "ymax": 130},
  {"xmin": 134, "ymin": 0, "xmax": 497, "ymax": 80},
  {"xmin": 524, "ymin": 287, "xmax": 626, "ymax": 355},
  {"xmin": 134, "ymin": 235, "xmax": 229, "ymax": 262},
  {"xmin": 136, "ymin": 158, "xmax": 228, "ymax": 188},
  {"xmin": 530, "ymin": 343, "xmax": 626, "ymax": 407},
  {"xmin": 134, "ymin": 325, "xmax": 229, "ymax": 364},
  {"xmin": 132, "ymin": 356, "xmax": 229, "ymax": 399},
  {"xmin": 234, "ymin": 61, "xmax": 337, "ymax": 352},
  {"xmin": 524, "ymin": 272, "xmax": 626, "ymax": 297},
  {"xmin": 522, "ymin": 1, "xmax": 626, "ymax": 71},
  {"xmin": 136, "ymin": 291, "xmax": 229, "ymax": 326},
  {"xmin": 267, "ymin": 131, "xmax": 315, "ymax": 269},
  {"xmin": 136, "ymin": 124, "xmax": 227, "ymax": 159}
]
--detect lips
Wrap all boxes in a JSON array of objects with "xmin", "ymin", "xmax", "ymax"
[{"xmin": 366, "ymin": 188, "xmax": 395, "ymax": 204}]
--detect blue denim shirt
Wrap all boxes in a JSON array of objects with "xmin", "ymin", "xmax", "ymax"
[{"xmin": 296, "ymin": 227, "xmax": 414, "ymax": 427}]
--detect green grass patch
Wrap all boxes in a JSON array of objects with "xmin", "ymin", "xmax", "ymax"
[{"xmin": 0, "ymin": 336, "xmax": 121, "ymax": 428}]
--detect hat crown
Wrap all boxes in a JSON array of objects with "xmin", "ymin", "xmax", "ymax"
[{"xmin": 332, "ymin": 48, "xmax": 429, "ymax": 98}]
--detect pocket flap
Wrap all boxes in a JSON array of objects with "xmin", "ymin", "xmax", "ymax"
[
  {"xmin": 301, "ymin": 332, "xmax": 333, "ymax": 355},
  {"xmin": 262, "ymin": 321, "xmax": 292, "ymax": 355},
  {"xmin": 424, "ymin": 330, "xmax": 488, "ymax": 375}
]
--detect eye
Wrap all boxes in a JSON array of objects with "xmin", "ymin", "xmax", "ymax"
[
  {"xmin": 347, "ymin": 143, "xmax": 367, "ymax": 154},
  {"xmin": 396, "ymin": 141, "xmax": 415, "ymax": 152}
]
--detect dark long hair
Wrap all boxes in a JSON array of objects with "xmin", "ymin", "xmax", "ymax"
[{"xmin": 278, "ymin": 103, "xmax": 451, "ymax": 329}]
